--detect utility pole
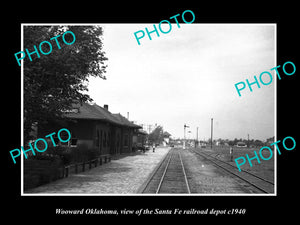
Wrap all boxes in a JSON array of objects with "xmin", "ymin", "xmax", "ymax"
[
  {"xmin": 248, "ymin": 134, "xmax": 250, "ymax": 148},
  {"xmin": 211, "ymin": 118, "xmax": 213, "ymax": 149},
  {"xmin": 196, "ymin": 127, "xmax": 199, "ymax": 148}
]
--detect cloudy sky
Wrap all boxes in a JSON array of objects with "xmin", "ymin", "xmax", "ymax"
[{"xmin": 88, "ymin": 24, "xmax": 276, "ymax": 141}]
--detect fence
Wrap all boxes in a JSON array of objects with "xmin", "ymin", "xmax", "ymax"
[{"xmin": 62, "ymin": 154, "xmax": 111, "ymax": 178}]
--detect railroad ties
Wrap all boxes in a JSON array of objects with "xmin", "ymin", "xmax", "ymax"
[
  {"xmin": 141, "ymin": 148, "xmax": 191, "ymax": 194},
  {"xmin": 140, "ymin": 147, "xmax": 274, "ymax": 194}
]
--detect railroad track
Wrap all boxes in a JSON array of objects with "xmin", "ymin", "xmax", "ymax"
[
  {"xmin": 190, "ymin": 149, "xmax": 275, "ymax": 194},
  {"xmin": 140, "ymin": 148, "xmax": 191, "ymax": 194}
]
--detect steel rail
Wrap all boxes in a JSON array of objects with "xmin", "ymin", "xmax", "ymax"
[
  {"xmin": 139, "ymin": 148, "xmax": 173, "ymax": 193},
  {"xmin": 155, "ymin": 153, "xmax": 173, "ymax": 193},
  {"xmin": 201, "ymin": 151, "xmax": 274, "ymax": 185},
  {"xmin": 190, "ymin": 149, "xmax": 273, "ymax": 194},
  {"xmin": 179, "ymin": 151, "xmax": 191, "ymax": 194}
]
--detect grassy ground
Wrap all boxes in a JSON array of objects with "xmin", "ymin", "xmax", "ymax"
[{"xmin": 194, "ymin": 146, "xmax": 275, "ymax": 183}]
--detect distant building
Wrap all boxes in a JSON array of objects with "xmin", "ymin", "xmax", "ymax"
[
  {"xmin": 133, "ymin": 129, "xmax": 147, "ymax": 150},
  {"xmin": 236, "ymin": 141, "xmax": 247, "ymax": 147}
]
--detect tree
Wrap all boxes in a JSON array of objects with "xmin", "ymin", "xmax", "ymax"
[
  {"xmin": 23, "ymin": 25, "xmax": 108, "ymax": 143},
  {"xmin": 148, "ymin": 126, "xmax": 164, "ymax": 144},
  {"xmin": 253, "ymin": 139, "xmax": 264, "ymax": 146},
  {"xmin": 228, "ymin": 140, "xmax": 235, "ymax": 146}
]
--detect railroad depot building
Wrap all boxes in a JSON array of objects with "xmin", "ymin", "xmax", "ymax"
[{"xmin": 37, "ymin": 102, "xmax": 143, "ymax": 156}]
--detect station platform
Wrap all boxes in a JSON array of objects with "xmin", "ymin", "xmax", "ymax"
[{"xmin": 25, "ymin": 147, "xmax": 170, "ymax": 195}]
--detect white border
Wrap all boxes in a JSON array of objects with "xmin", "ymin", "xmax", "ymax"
[
  {"xmin": 21, "ymin": 23, "xmax": 24, "ymax": 194},
  {"xmin": 274, "ymin": 24, "xmax": 277, "ymax": 195},
  {"xmin": 21, "ymin": 23, "xmax": 277, "ymax": 196}
]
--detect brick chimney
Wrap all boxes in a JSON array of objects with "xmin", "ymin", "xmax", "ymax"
[{"xmin": 104, "ymin": 104, "xmax": 108, "ymax": 111}]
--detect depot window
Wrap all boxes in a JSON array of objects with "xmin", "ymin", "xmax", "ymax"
[{"xmin": 53, "ymin": 131, "xmax": 77, "ymax": 147}]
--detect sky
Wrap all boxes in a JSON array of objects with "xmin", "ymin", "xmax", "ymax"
[{"xmin": 87, "ymin": 24, "xmax": 275, "ymax": 141}]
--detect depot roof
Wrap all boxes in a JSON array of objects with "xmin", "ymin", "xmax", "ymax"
[
  {"xmin": 63, "ymin": 102, "xmax": 141, "ymax": 128},
  {"xmin": 112, "ymin": 113, "xmax": 141, "ymax": 128}
]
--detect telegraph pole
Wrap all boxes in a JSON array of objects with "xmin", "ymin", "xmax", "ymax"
[
  {"xmin": 196, "ymin": 127, "xmax": 199, "ymax": 148},
  {"xmin": 248, "ymin": 133, "xmax": 250, "ymax": 148},
  {"xmin": 210, "ymin": 118, "xmax": 213, "ymax": 149}
]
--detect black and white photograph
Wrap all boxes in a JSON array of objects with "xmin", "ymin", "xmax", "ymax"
[
  {"xmin": 21, "ymin": 23, "xmax": 276, "ymax": 195},
  {"xmin": 4, "ymin": 5, "xmax": 298, "ymax": 221}
]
